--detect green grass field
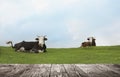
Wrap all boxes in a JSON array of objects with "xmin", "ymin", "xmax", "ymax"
[{"xmin": 0, "ymin": 46, "xmax": 120, "ymax": 64}]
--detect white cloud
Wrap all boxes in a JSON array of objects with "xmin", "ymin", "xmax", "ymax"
[
  {"xmin": 66, "ymin": 19, "xmax": 85, "ymax": 40},
  {"xmin": 31, "ymin": 0, "xmax": 50, "ymax": 14},
  {"xmin": 0, "ymin": 2, "xmax": 27, "ymax": 29},
  {"xmin": 96, "ymin": 20, "xmax": 120, "ymax": 46},
  {"xmin": 0, "ymin": 0, "xmax": 50, "ymax": 26},
  {"xmin": 61, "ymin": 0, "xmax": 80, "ymax": 7},
  {"xmin": 0, "ymin": 0, "xmax": 82, "ymax": 34},
  {"xmin": 0, "ymin": 0, "xmax": 107, "ymax": 27}
]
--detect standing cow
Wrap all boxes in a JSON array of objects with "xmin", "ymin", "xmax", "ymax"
[{"xmin": 6, "ymin": 36, "xmax": 47, "ymax": 53}]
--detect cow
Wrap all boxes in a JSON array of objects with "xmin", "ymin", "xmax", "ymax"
[
  {"xmin": 6, "ymin": 36, "xmax": 47, "ymax": 53},
  {"xmin": 81, "ymin": 37, "xmax": 96, "ymax": 47},
  {"xmin": 81, "ymin": 42, "xmax": 91, "ymax": 47}
]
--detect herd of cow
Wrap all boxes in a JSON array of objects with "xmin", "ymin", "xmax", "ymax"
[{"xmin": 6, "ymin": 36, "xmax": 96, "ymax": 53}]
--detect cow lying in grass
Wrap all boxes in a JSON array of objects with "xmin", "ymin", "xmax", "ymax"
[
  {"xmin": 6, "ymin": 36, "xmax": 47, "ymax": 53},
  {"xmin": 81, "ymin": 37, "xmax": 96, "ymax": 47}
]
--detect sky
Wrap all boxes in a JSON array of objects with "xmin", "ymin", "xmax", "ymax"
[{"xmin": 0, "ymin": 0, "xmax": 120, "ymax": 48}]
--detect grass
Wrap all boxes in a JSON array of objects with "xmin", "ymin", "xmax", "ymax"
[{"xmin": 0, "ymin": 46, "xmax": 120, "ymax": 64}]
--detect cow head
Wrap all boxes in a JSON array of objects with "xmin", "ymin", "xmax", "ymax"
[
  {"xmin": 35, "ymin": 36, "xmax": 47, "ymax": 47},
  {"xmin": 87, "ymin": 37, "xmax": 95, "ymax": 42}
]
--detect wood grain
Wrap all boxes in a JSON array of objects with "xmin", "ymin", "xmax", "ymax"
[{"xmin": 0, "ymin": 64, "xmax": 120, "ymax": 77}]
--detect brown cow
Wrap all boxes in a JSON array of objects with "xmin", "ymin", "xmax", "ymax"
[
  {"xmin": 81, "ymin": 37, "xmax": 96, "ymax": 47},
  {"xmin": 81, "ymin": 42, "xmax": 91, "ymax": 47}
]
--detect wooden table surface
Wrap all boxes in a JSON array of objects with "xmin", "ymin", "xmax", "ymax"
[{"xmin": 0, "ymin": 64, "xmax": 120, "ymax": 77}]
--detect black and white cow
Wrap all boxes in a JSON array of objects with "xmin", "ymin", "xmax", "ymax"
[{"xmin": 6, "ymin": 36, "xmax": 47, "ymax": 53}]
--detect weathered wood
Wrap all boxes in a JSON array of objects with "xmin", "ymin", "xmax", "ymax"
[
  {"xmin": 74, "ymin": 64, "xmax": 89, "ymax": 77},
  {"xmin": 76, "ymin": 64, "xmax": 120, "ymax": 77},
  {"xmin": 0, "ymin": 64, "xmax": 120, "ymax": 77},
  {"xmin": 98, "ymin": 64, "xmax": 120, "ymax": 77},
  {"xmin": 107, "ymin": 64, "xmax": 120, "ymax": 74},
  {"xmin": 0, "ymin": 64, "xmax": 30, "ymax": 77},
  {"xmin": 50, "ymin": 64, "xmax": 68, "ymax": 77},
  {"xmin": 63, "ymin": 64, "xmax": 86, "ymax": 77},
  {"xmin": 76, "ymin": 64, "xmax": 109, "ymax": 77},
  {"xmin": 20, "ymin": 64, "xmax": 51, "ymax": 77}
]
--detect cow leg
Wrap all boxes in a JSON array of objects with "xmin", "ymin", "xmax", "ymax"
[
  {"xmin": 38, "ymin": 50, "xmax": 44, "ymax": 53},
  {"xmin": 34, "ymin": 49, "xmax": 39, "ymax": 53},
  {"xmin": 15, "ymin": 47, "xmax": 21, "ymax": 51},
  {"xmin": 15, "ymin": 47, "xmax": 25, "ymax": 52},
  {"xmin": 31, "ymin": 48, "xmax": 39, "ymax": 53},
  {"xmin": 43, "ymin": 49, "xmax": 47, "ymax": 52},
  {"xmin": 43, "ymin": 44, "xmax": 47, "ymax": 52},
  {"xmin": 19, "ymin": 47, "xmax": 25, "ymax": 51}
]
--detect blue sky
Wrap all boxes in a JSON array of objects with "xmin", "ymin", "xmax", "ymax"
[{"xmin": 0, "ymin": 0, "xmax": 120, "ymax": 48}]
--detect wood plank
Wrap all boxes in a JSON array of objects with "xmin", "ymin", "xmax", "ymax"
[
  {"xmin": 107, "ymin": 64, "xmax": 120, "ymax": 73},
  {"xmin": 98, "ymin": 64, "xmax": 120, "ymax": 77},
  {"xmin": 20, "ymin": 64, "xmax": 52, "ymax": 77},
  {"xmin": 76, "ymin": 64, "xmax": 120, "ymax": 77},
  {"xmin": 74, "ymin": 64, "xmax": 89, "ymax": 77},
  {"xmin": 50, "ymin": 64, "xmax": 68, "ymax": 77},
  {"xmin": 63, "ymin": 64, "xmax": 81, "ymax": 77},
  {"xmin": 0, "ymin": 64, "xmax": 31, "ymax": 77},
  {"xmin": 76, "ymin": 64, "xmax": 110, "ymax": 77},
  {"xmin": 0, "ymin": 64, "xmax": 120, "ymax": 77},
  {"xmin": 0, "ymin": 64, "xmax": 52, "ymax": 77},
  {"xmin": 0, "ymin": 64, "xmax": 14, "ymax": 77}
]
